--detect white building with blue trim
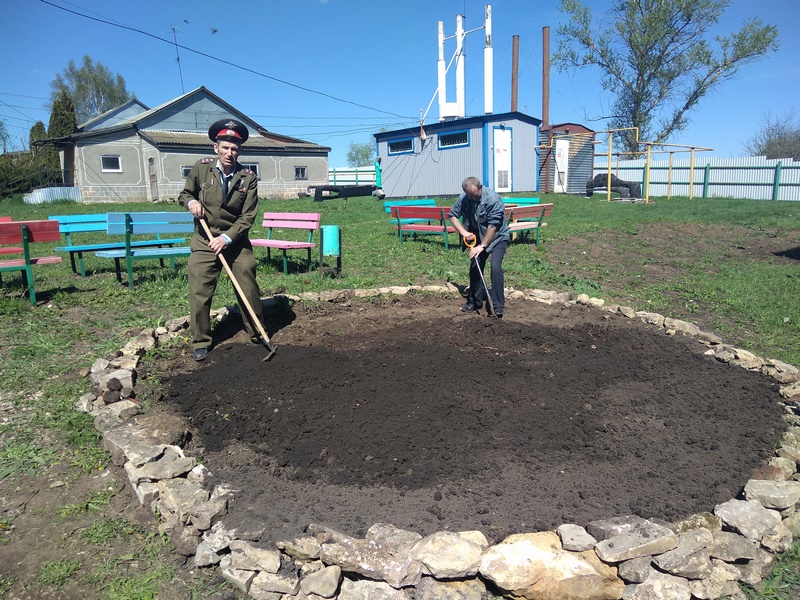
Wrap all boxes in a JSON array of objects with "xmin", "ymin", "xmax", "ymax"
[{"xmin": 374, "ymin": 111, "xmax": 541, "ymax": 199}]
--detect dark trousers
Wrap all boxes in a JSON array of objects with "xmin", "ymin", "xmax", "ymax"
[
  {"xmin": 467, "ymin": 240, "xmax": 507, "ymax": 314},
  {"xmin": 188, "ymin": 235, "xmax": 263, "ymax": 348}
]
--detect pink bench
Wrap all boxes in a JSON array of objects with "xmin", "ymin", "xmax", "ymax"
[{"xmin": 251, "ymin": 212, "xmax": 321, "ymax": 274}]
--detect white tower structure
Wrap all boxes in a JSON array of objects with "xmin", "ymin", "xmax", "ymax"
[{"xmin": 437, "ymin": 5, "xmax": 493, "ymax": 122}]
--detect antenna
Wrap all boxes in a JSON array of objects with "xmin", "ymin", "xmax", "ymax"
[{"xmin": 171, "ymin": 26, "xmax": 185, "ymax": 94}]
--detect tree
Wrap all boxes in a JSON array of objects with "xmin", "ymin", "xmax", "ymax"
[
  {"xmin": 744, "ymin": 111, "xmax": 800, "ymax": 161},
  {"xmin": 44, "ymin": 90, "xmax": 79, "ymax": 186},
  {"xmin": 553, "ymin": 0, "xmax": 778, "ymax": 154},
  {"xmin": 346, "ymin": 140, "xmax": 375, "ymax": 167},
  {"xmin": 50, "ymin": 55, "xmax": 132, "ymax": 124},
  {"xmin": 29, "ymin": 121, "xmax": 61, "ymax": 187},
  {"xmin": 48, "ymin": 90, "xmax": 78, "ymax": 139}
]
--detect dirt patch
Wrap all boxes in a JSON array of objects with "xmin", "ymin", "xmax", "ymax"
[{"xmin": 157, "ymin": 294, "xmax": 785, "ymax": 545}]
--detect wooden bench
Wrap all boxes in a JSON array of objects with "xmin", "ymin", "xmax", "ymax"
[
  {"xmin": 95, "ymin": 212, "xmax": 194, "ymax": 288},
  {"xmin": 0, "ymin": 220, "xmax": 63, "ymax": 305},
  {"xmin": 48, "ymin": 213, "xmax": 187, "ymax": 277},
  {"xmin": 251, "ymin": 212, "xmax": 321, "ymax": 275},
  {"xmin": 0, "ymin": 216, "xmax": 23, "ymax": 255},
  {"xmin": 391, "ymin": 206, "xmax": 459, "ymax": 250},
  {"xmin": 383, "ymin": 199, "xmax": 437, "ymax": 225},
  {"xmin": 503, "ymin": 203, "xmax": 553, "ymax": 247}
]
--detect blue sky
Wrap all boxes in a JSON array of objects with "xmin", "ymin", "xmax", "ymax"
[{"xmin": 1, "ymin": 0, "xmax": 798, "ymax": 166}]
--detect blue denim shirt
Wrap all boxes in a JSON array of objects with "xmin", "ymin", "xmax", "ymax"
[{"xmin": 448, "ymin": 186, "xmax": 509, "ymax": 253}]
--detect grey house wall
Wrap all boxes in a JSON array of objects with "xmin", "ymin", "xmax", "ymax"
[
  {"xmin": 75, "ymin": 134, "xmax": 328, "ymax": 202},
  {"xmin": 76, "ymin": 133, "xmax": 147, "ymax": 203},
  {"xmin": 376, "ymin": 114, "xmax": 540, "ymax": 198}
]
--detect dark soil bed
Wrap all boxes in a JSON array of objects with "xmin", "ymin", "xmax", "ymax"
[{"xmin": 160, "ymin": 295, "xmax": 785, "ymax": 545}]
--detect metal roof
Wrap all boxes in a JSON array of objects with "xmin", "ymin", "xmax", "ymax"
[{"xmin": 139, "ymin": 130, "xmax": 330, "ymax": 153}]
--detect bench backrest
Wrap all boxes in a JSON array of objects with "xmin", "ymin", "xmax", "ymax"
[
  {"xmin": 106, "ymin": 212, "xmax": 195, "ymax": 236},
  {"xmin": 502, "ymin": 197, "xmax": 540, "ymax": 205},
  {"xmin": 504, "ymin": 203, "xmax": 553, "ymax": 221},
  {"xmin": 261, "ymin": 212, "xmax": 321, "ymax": 242},
  {"xmin": 0, "ymin": 220, "xmax": 62, "ymax": 245},
  {"xmin": 391, "ymin": 206, "xmax": 451, "ymax": 221},
  {"xmin": 0, "ymin": 216, "xmax": 12, "ymax": 223},
  {"xmin": 49, "ymin": 213, "xmax": 112, "ymax": 235},
  {"xmin": 383, "ymin": 199, "xmax": 436, "ymax": 213}
]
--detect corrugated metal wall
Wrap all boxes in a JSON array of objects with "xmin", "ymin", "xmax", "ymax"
[
  {"xmin": 24, "ymin": 186, "xmax": 83, "ymax": 204},
  {"xmin": 594, "ymin": 156, "xmax": 800, "ymax": 201},
  {"xmin": 377, "ymin": 115, "xmax": 539, "ymax": 198},
  {"xmin": 539, "ymin": 132, "xmax": 595, "ymax": 194}
]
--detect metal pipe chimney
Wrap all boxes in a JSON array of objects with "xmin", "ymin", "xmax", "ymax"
[
  {"xmin": 511, "ymin": 34, "xmax": 519, "ymax": 112},
  {"xmin": 542, "ymin": 26, "xmax": 550, "ymax": 125}
]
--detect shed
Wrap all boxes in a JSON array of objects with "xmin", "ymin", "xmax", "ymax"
[
  {"xmin": 538, "ymin": 123, "xmax": 596, "ymax": 195},
  {"xmin": 374, "ymin": 111, "xmax": 541, "ymax": 198}
]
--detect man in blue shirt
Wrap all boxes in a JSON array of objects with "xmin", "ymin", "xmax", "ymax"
[{"xmin": 448, "ymin": 177, "xmax": 510, "ymax": 317}]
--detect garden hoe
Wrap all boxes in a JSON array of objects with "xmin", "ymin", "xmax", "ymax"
[
  {"xmin": 464, "ymin": 237, "xmax": 495, "ymax": 317},
  {"xmin": 198, "ymin": 185, "xmax": 277, "ymax": 361}
]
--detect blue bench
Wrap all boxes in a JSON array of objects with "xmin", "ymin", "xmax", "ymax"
[
  {"xmin": 384, "ymin": 199, "xmax": 437, "ymax": 225},
  {"xmin": 49, "ymin": 213, "xmax": 186, "ymax": 277},
  {"xmin": 94, "ymin": 212, "xmax": 194, "ymax": 289}
]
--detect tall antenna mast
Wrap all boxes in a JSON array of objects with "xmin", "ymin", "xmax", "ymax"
[{"xmin": 171, "ymin": 26, "xmax": 185, "ymax": 94}]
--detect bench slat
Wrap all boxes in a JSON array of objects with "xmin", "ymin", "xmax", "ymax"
[
  {"xmin": 261, "ymin": 219, "xmax": 320, "ymax": 229},
  {"xmin": 55, "ymin": 238, "xmax": 185, "ymax": 254}
]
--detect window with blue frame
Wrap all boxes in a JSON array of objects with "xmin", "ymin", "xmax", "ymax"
[
  {"xmin": 438, "ymin": 130, "xmax": 469, "ymax": 149},
  {"xmin": 388, "ymin": 138, "xmax": 413, "ymax": 154}
]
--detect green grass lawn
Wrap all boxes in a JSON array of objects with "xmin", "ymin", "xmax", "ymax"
[{"xmin": 1, "ymin": 191, "xmax": 799, "ymax": 598}]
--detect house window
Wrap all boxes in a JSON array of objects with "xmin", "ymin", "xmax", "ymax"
[
  {"xmin": 100, "ymin": 155, "xmax": 122, "ymax": 172},
  {"xmin": 388, "ymin": 138, "xmax": 413, "ymax": 154},
  {"xmin": 242, "ymin": 163, "xmax": 259, "ymax": 179},
  {"xmin": 438, "ymin": 130, "xmax": 469, "ymax": 149},
  {"xmin": 294, "ymin": 166, "xmax": 307, "ymax": 180},
  {"xmin": 181, "ymin": 166, "xmax": 192, "ymax": 178}
]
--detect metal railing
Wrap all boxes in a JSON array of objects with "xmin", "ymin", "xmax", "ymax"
[{"xmin": 594, "ymin": 157, "xmax": 800, "ymax": 201}]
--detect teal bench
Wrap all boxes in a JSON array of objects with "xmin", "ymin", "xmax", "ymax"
[
  {"xmin": 384, "ymin": 199, "xmax": 437, "ymax": 225},
  {"xmin": 95, "ymin": 212, "xmax": 194, "ymax": 289},
  {"xmin": 501, "ymin": 197, "xmax": 540, "ymax": 206},
  {"xmin": 49, "ymin": 213, "xmax": 186, "ymax": 277}
]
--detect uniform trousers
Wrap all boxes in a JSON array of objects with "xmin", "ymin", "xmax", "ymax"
[{"xmin": 188, "ymin": 234, "xmax": 263, "ymax": 349}]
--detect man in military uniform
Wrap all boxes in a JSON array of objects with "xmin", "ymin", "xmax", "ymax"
[{"xmin": 179, "ymin": 118, "xmax": 264, "ymax": 361}]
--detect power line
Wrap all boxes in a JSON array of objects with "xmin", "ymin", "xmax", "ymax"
[{"xmin": 39, "ymin": 0, "xmax": 415, "ymax": 120}]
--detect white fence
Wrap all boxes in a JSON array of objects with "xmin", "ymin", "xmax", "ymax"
[
  {"xmin": 594, "ymin": 156, "xmax": 800, "ymax": 201},
  {"xmin": 328, "ymin": 166, "xmax": 377, "ymax": 186}
]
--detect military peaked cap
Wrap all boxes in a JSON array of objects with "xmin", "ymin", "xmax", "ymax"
[{"xmin": 208, "ymin": 118, "xmax": 249, "ymax": 144}]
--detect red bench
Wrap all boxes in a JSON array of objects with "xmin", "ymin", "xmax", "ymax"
[
  {"xmin": 251, "ymin": 212, "xmax": 321, "ymax": 274},
  {"xmin": 0, "ymin": 220, "xmax": 63, "ymax": 305},
  {"xmin": 504, "ymin": 203, "xmax": 552, "ymax": 247},
  {"xmin": 391, "ymin": 206, "xmax": 459, "ymax": 250},
  {"xmin": 0, "ymin": 216, "xmax": 22, "ymax": 255}
]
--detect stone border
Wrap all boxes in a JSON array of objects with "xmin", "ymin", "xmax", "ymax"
[{"xmin": 79, "ymin": 285, "xmax": 800, "ymax": 600}]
